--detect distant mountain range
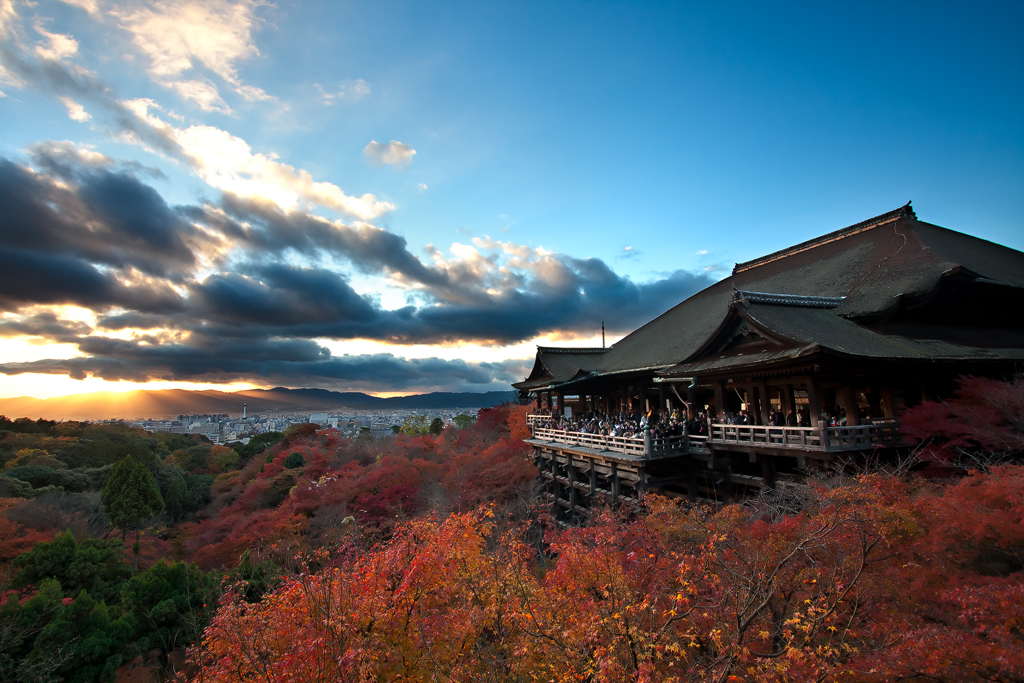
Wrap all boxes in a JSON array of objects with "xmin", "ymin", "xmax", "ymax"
[{"xmin": 0, "ymin": 387, "xmax": 521, "ymax": 421}]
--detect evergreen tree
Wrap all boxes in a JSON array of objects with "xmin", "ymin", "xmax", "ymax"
[
  {"xmin": 164, "ymin": 477, "xmax": 188, "ymax": 523},
  {"xmin": 101, "ymin": 455, "xmax": 163, "ymax": 572},
  {"xmin": 452, "ymin": 413, "xmax": 476, "ymax": 429}
]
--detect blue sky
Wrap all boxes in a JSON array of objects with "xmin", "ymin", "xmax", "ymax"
[{"xmin": 0, "ymin": 0, "xmax": 1021, "ymax": 398}]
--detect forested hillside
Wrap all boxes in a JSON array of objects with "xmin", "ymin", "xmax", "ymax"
[
  {"xmin": 0, "ymin": 406, "xmax": 535, "ymax": 681},
  {"xmin": 1, "ymin": 378, "xmax": 1022, "ymax": 682}
]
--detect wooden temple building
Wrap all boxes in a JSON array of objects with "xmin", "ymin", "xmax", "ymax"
[{"xmin": 513, "ymin": 204, "xmax": 1024, "ymax": 520}]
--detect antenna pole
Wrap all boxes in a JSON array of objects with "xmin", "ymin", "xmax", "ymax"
[{"xmin": 602, "ymin": 321, "xmax": 605, "ymax": 348}]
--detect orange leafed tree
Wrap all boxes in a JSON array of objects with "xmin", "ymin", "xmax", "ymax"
[{"xmin": 186, "ymin": 464, "xmax": 1024, "ymax": 682}]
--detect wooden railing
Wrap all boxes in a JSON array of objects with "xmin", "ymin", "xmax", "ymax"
[
  {"xmin": 708, "ymin": 422, "xmax": 903, "ymax": 452},
  {"xmin": 648, "ymin": 433, "xmax": 690, "ymax": 457},
  {"xmin": 530, "ymin": 425, "xmax": 705, "ymax": 459},
  {"xmin": 711, "ymin": 423, "xmax": 824, "ymax": 448},
  {"xmin": 527, "ymin": 413, "xmax": 555, "ymax": 426},
  {"xmin": 823, "ymin": 421, "xmax": 903, "ymax": 450},
  {"xmin": 529, "ymin": 421, "xmax": 902, "ymax": 457},
  {"xmin": 531, "ymin": 427, "xmax": 650, "ymax": 457}
]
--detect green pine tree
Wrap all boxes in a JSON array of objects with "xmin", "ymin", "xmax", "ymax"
[
  {"xmin": 164, "ymin": 477, "xmax": 188, "ymax": 523},
  {"xmin": 101, "ymin": 455, "xmax": 163, "ymax": 572}
]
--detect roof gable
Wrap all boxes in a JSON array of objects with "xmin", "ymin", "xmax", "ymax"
[{"xmin": 518, "ymin": 204, "xmax": 1024, "ymax": 389}]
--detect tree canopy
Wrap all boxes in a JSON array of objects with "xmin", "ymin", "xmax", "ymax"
[
  {"xmin": 101, "ymin": 456, "xmax": 164, "ymax": 537},
  {"xmin": 101, "ymin": 455, "xmax": 163, "ymax": 570}
]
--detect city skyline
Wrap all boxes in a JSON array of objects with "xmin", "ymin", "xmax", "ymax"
[{"xmin": 0, "ymin": 0, "xmax": 1021, "ymax": 399}]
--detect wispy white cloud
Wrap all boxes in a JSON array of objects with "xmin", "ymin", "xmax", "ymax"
[
  {"xmin": 168, "ymin": 78, "xmax": 232, "ymax": 113},
  {"xmin": 59, "ymin": 96, "xmax": 91, "ymax": 121},
  {"xmin": 316, "ymin": 78, "xmax": 370, "ymax": 104},
  {"xmin": 125, "ymin": 99, "xmax": 394, "ymax": 221},
  {"xmin": 0, "ymin": 0, "xmax": 17, "ymax": 38},
  {"xmin": 363, "ymin": 139, "xmax": 416, "ymax": 168},
  {"xmin": 33, "ymin": 25, "xmax": 79, "ymax": 61},
  {"xmin": 57, "ymin": 0, "xmax": 100, "ymax": 16},
  {"xmin": 695, "ymin": 249, "xmax": 709, "ymax": 256},
  {"xmin": 113, "ymin": 0, "xmax": 270, "ymax": 106},
  {"xmin": 417, "ymin": 183, "xmax": 428, "ymax": 191},
  {"xmin": 234, "ymin": 83, "xmax": 271, "ymax": 102}
]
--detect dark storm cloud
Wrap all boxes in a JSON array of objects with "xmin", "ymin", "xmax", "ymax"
[
  {"xmin": 178, "ymin": 200, "xmax": 715, "ymax": 342},
  {"xmin": 192, "ymin": 264, "xmax": 381, "ymax": 327},
  {"xmin": 0, "ymin": 246, "xmax": 184, "ymax": 313},
  {"xmin": 214, "ymin": 195, "xmax": 450, "ymax": 287},
  {"xmin": 0, "ymin": 152, "xmax": 717, "ymax": 391},
  {"xmin": 0, "ymin": 341, "xmax": 524, "ymax": 391},
  {"xmin": 0, "ymin": 156, "xmax": 198, "ymax": 281},
  {"xmin": 443, "ymin": 257, "xmax": 715, "ymax": 338},
  {"xmin": 0, "ymin": 311, "xmax": 92, "ymax": 343},
  {"xmin": 173, "ymin": 256, "xmax": 712, "ymax": 345}
]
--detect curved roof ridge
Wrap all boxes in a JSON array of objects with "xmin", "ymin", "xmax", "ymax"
[
  {"xmin": 733, "ymin": 202, "xmax": 915, "ymax": 274},
  {"xmin": 536, "ymin": 346, "xmax": 607, "ymax": 354},
  {"xmin": 734, "ymin": 289, "xmax": 846, "ymax": 309}
]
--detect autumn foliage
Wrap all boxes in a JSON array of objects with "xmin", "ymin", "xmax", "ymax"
[
  {"xmin": 900, "ymin": 375, "xmax": 1024, "ymax": 462},
  {"xmin": 3, "ymin": 395, "xmax": 1023, "ymax": 682},
  {"xmin": 171, "ymin": 404, "xmax": 536, "ymax": 570},
  {"xmin": 188, "ymin": 459, "xmax": 1024, "ymax": 682}
]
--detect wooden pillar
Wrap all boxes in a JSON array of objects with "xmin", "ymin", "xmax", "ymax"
[
  {"xmin": 780, "ymin": 384, "xmax": 794, "ymax": 414},
  {"xmin": 546, "ymin": 456, "xmax": 557, "ymax": 502},
  {"xmin": 589, "ymin": 460, "xmax": 597, "ymax": 496},
  {"xmin": 866, "ymin": 389, "xmax": 883, "ymax": 419},
  {"xmin": 806, "ymin": 379, "xmax": 823, "ymax": 426},
  {"xmin": 713, "ymin": 381, "xmax": 726, "ymax": 422},
  {"xmin": 761, "ymin": 454, "xmax": 777, "ymax": 489},
  {"xmin": 556, "ymin": 392, "xmax": 565, "ymax": 415},
  {"xmin": 839, "ymin": 386, "xmax": 859, "ymax": 426},
  {"xmin": 881, "ymin": 386, "xmax": 895, "ymax": 418},
  {"xmin": 719, "ymin": 464, "xmax": 734, "ymax": 501},
  {"xmin": 744, "ymin": 385, "xmax": 757, "ymax": 423},
  {"xmin": 567, "ymin": 462, "xmax": 577, "ymax": 511},
  {"xmin": 611, "ymin": 465, "xmax": 620, "ymax": 504},
  {"xmin": 687, "ymin": 383, "xmax": 697, "ymax": 420},
  {"xmin": 757, "ymin": 380, "xmax": 771, "ymax": 426},
  {"xmin": 658, "ymin": 385, "xmax": 666, "ymax": 415}
]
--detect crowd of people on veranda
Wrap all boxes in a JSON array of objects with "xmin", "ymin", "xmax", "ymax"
[
  {"xmin": 532, "ymin": 408, "xmax": 708, "ymax": 440},
  {"xmin": 532, "ymin": 404, "xmax": 875, "ymax": 440}
]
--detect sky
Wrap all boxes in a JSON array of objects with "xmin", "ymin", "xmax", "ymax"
[{"xmin": 0, "ymin": 0, "xmax": 1021, "ymax": 399}]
